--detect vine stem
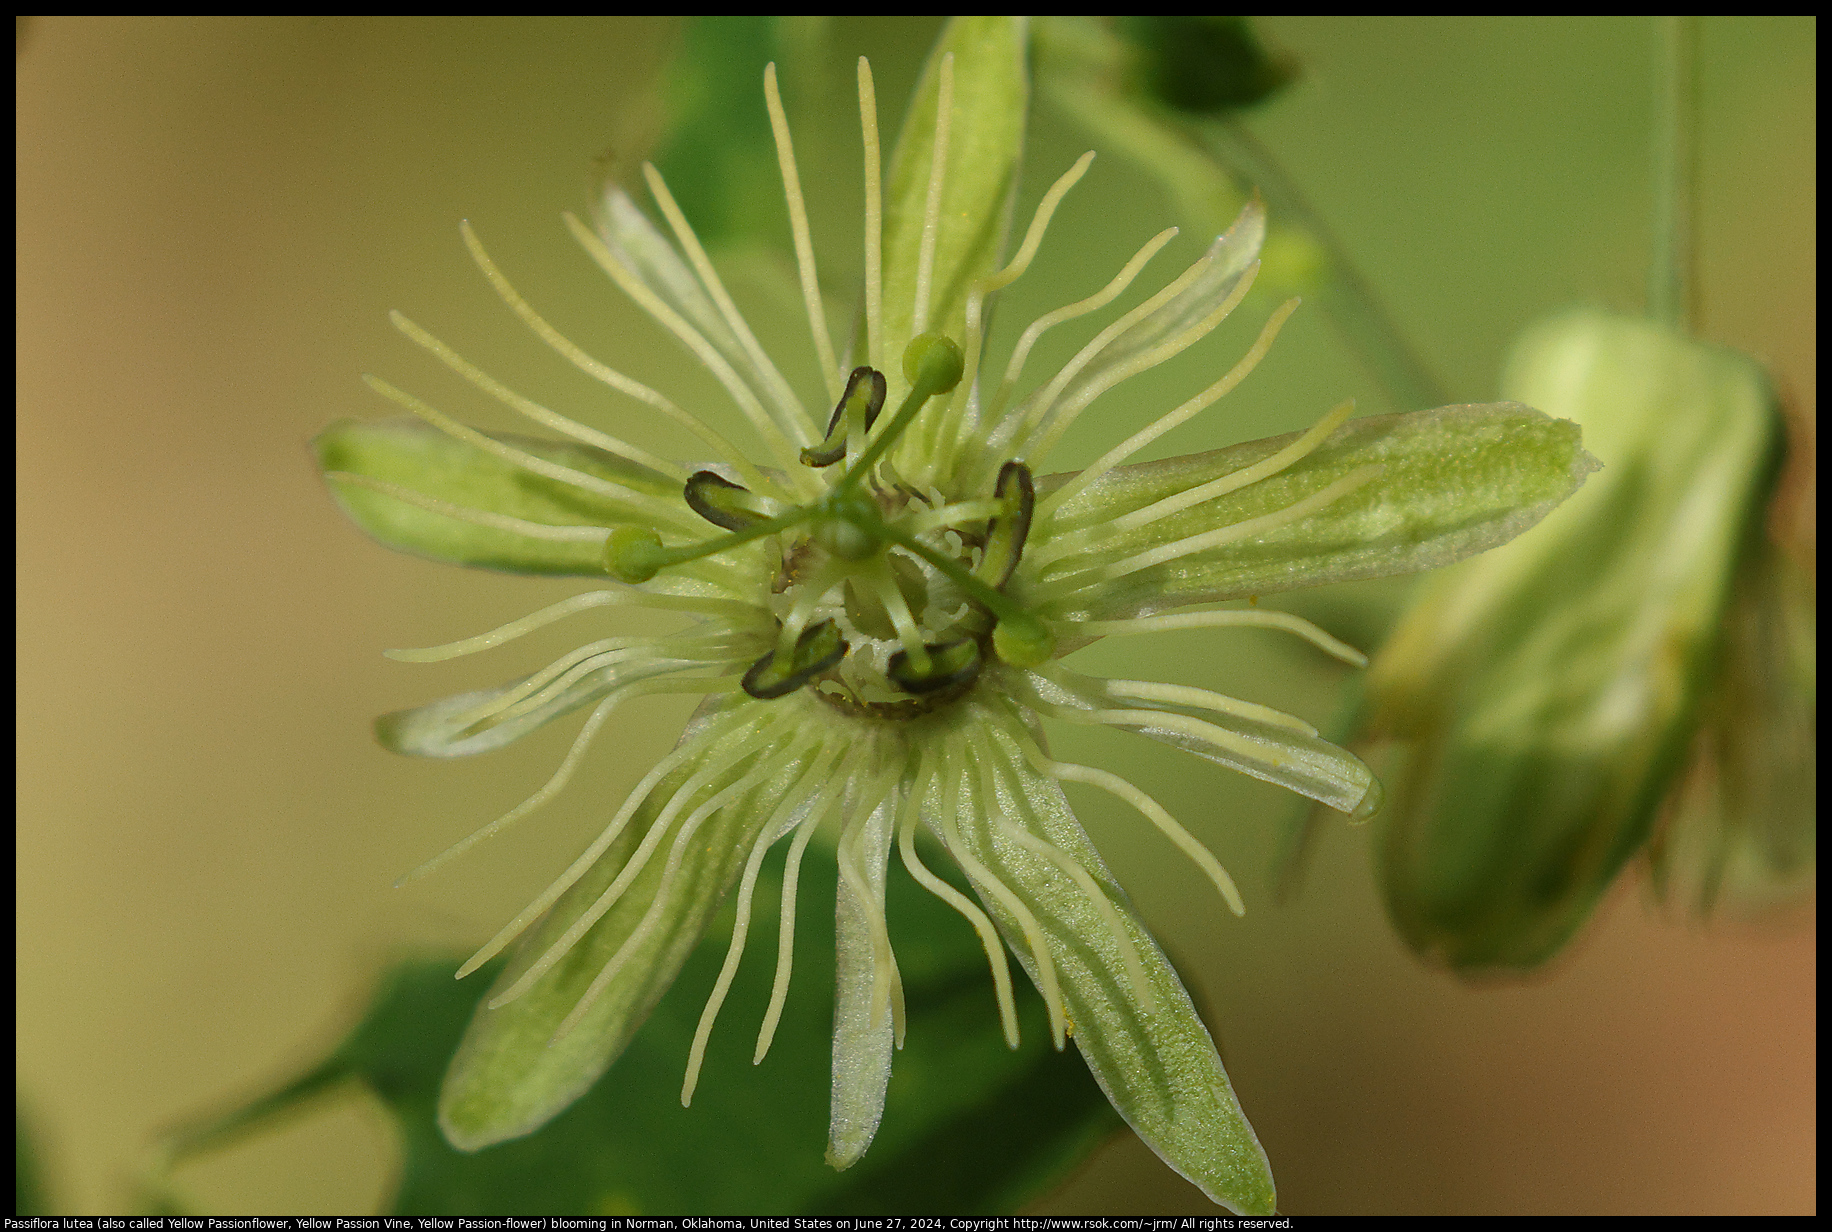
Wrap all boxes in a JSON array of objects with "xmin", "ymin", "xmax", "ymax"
[{"xmin": 1649, "ymin": 15, "xmax": 1700, "ymax": 332}]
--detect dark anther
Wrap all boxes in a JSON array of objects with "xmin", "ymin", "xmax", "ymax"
[
  {"xmin": 741, "ymin": 619, "xmax": 849, "ymax": 699},
  {"xmin": 684, "ymin": 470, "xmax": 772, "ymax": 531},
  {"xmin": 974, "ymin": 461, "xmax": 1035, "ymax": 591},
  {"xmin": 800, "ymin": 366, "xmax": 887, "ymax": 468},
  {"xmin": 887, "ymin": 637, "xmax": 983, "ymax": 695}
]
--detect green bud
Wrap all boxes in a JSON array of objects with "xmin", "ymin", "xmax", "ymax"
[{"xmin": 1362, "ymin": 310, "xmax": 1782, "ymax": 973}]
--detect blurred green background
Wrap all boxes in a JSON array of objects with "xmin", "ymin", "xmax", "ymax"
[{"xmin": 17, "ymin": 15, "xmax": 1814, "ymax": 1215}]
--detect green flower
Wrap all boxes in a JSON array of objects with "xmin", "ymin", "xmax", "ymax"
[{"xmin": 315, "ymin": 18, "xmax": 1592, "ymax": 1213}]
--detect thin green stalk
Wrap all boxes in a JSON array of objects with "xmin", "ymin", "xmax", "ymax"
[{"xmin": 1649, "ymin": 15, "xmax": 1699, "ymax": 331}]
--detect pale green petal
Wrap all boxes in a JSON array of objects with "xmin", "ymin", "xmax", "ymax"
[
  {"xmin": 1031, "ymin": 403, "xmax": 1596, "ymax": 622},
  {"xmin": 932, "ymin": 715, "xmax": 1275, "ymax": 1214},
  {"xmin": 880, "ymin": 16, "xmax": 1028, "ymax": 357},
  {"xmin": 439, "ymin": 699, "xmax": 804, "ymax": 1149},
  {"xmin": 314, "ymin": 417, "xmax": 677, "ymax": 577},
  {"xmin": 826, "ymin": 794, "xmax": 899, "ymax": 1169}
]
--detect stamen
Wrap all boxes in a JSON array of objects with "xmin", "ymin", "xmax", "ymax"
[
  {"xmin": 642, "ymin": 163, "xmax": 817, "ymax": 444},
  {"xmin": 682, "ymin": 748, "xmax": 832, "ymax": 1106},
  {"xmin": 322, "ymin": 472, "xmax": 609, "ymax": 544},
  {"xmin": 1070, "ymin": 609, "xmax": 1367, "ymax": 668},
  {"xmin": 1013, "ymin": 729, "xmax": 1245, "ymax": 917},
  {"xmin": 980, "ymin": 227, "xmax": 1179, "ymax": 432},
  {"xmin": 461, "ymin": 222, "xmax": 785, "ymax": 501},
  {"xmin": 897, "ymin": 754, "xmax": 1020, "ymax": 1048},
  {"xmin": 1040, "ymin": 297, "xmax": 1299, "ymax": 521},
  {"xmin": 935, "ymin": 737, "xmax": 1068, "ymax": 1047},
  {"xmin": 455, "ymin": 709, "xmax": 765, "ymax": 979},
  {"xmin": 389, "ymin": 312, "xmax": 687, "ymax": 484},
  {"xmin": 910, "ymin": 52, "xmax": 954, "ymax": 338},
  {"xmin": 566, "ymin": 213, "xmax": 811, "ymax": 483},
  {"xmin": 858, "ymin": 57, "xmax": 884, "ymax": 373},
  {"xmin": 755, "ymin": 769, "xmax": 844, "ymax": 1064},
  {"xmin": 763, "ymin": 63, "xmax": 842, "ymax": 405}
]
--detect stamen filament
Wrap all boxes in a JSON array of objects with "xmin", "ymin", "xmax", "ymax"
[
  {"xmin": 756, "ymin": 770, "xmax": 843, "ymax": 1064},
  {"xmin": 898, "ymin": 755, "xmax": 1020, "ymax": 1048},
  {"xmin": 461, "ymin": 222, "xmax": 785, "ymax": 501},
  {"xmin": 642, "ymin": 163, "xmax": 817, "ymax": 444},
  {"xmin": 390, "ymin": 311, "xmax": 687, "ymax": 484},
  {"xmin": 1070, "ymin": 609, "xmax": 1367, "ymax": 668},
  {"xmin": 1041, "ymin": 297, "xmax": 1299, "ymax": 521},
  {"xmin": 910, "ymin": 52, "xmax": 953, "ymax": 337},
  {"xmin": 764, "ymin": 62, "xmax": 842, "ymax": 406},
  {"xmin": 1013, "ymin": 728, "xmax": 1245, "ymax": 917}
]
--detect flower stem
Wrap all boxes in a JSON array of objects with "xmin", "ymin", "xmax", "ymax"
[{"xmin": 1648, "ymin": 15, "xmax": 1699, "ymax": 332}]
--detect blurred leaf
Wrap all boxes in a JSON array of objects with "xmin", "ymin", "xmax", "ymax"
[
  {"xmin": 163, "ymin": 845, "xmax": 1119, "ymax": 1214},
  {"xmin": 17, "ymin": 1100, "xmax": 48, "ymax": 1216},
  {"xmin": 1116, "ymin": 16, "xmax": 1296, "ymax": 114}
]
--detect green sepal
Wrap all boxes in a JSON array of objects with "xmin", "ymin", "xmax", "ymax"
[
  {"xmin": 940, "ymin": 716, "xmax": 1276, "ymax": 1215},
  {"xmin": 438, "ymin": 698, "xmax": 796, "ymax": 1150},
  {"xmin": 1035, "ymin": 403, "xmax": 1597, "ymax": 623},
  {"xmin": 314, "ymin": 417, "xmax": 679, "ymax": 577},
  {"xmin": 1363, "ymin": 311, "xmax": 1782, "ymax": 972},
  {"xmin": 879, "ymin": 17, "xmax": 1028, "ymax": 359}
]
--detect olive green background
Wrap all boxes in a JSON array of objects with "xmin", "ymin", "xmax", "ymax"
[{"xmin": 17, "ymin": 16, "xmax": 1814, "ymax": 1214}]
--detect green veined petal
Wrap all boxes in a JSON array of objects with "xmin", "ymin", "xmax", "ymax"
[
  {"xmin": 932, "ymin": 714, "xmax": 1275, "ymax": 1214},
  {"xmin": 1032, "ymin": 402, "xmax": 1596, "ymax": 622},
  {"xmin": 438, "ymin": 699, "xmax": 808, "ymax": 1149},
  {"xmin": 879, "ymin": 16, "xmax": 1028, "ymax": 359}
]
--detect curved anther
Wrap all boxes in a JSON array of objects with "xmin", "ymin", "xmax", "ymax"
[
  {"xmin": 742, "ymin": 618, "xmax": 849, "ymax": 699},
  {"xmin": 975, "ymin": 461, "xmax": 1035, "ymax": 591},
  {"xmin": 684, "ymin": 470, "xmax": 774, "ymax": 531},
  {"xmin": 888, "ymin": 637, "xmax": 982, "ymax": 695},
  {"xmin": 801, "ymin": 366, "xmax": 887, "ymax": 468}
]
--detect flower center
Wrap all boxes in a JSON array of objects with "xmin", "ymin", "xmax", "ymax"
[{"xmin": 603, "ymin": 333, "xmax": 1054, "ymax": 718}]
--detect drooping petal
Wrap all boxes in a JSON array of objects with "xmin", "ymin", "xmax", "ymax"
[
  {"xmin": 314, "ymin": 416, "xmax": 678, "ymax": 576},
  {"xmin": 927, "ymin": 709, "xmax": 1276, "ymax": 1215},
  {"xmin": 826, "ymin": 785, "xmax": 903, "ymax": 1169},
  {"xmin": 1031, "ymin": 403, "xmax": 1597, "ymax": 622},
  {"xmin": 439, "ymin": 698, "xmax": 816, "ymax": 1150}
]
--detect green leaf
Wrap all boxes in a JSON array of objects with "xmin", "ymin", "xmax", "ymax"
[
  {"xmin": 1035, "ymin": 402, "xmax": 1597, "ymax": 622},
  {"xmin": 156, "ymin": 854, "xmax": 1118, "ymax": 1214},
  {"xmin": 1362, "ymin": 311, "xmax": 1783, "ymax": 972},
  {"xmin": 880, "ymin": 16, "xmax": 1028, "ymax": 360},
  {"xmin": 314, "ymin": 417, "xmax": 679, "ymax": 578}
]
